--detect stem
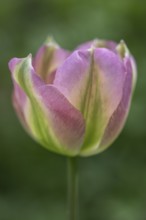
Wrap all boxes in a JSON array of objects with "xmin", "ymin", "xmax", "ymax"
[{"xmin": 67, "ymin": 157, "xmax": 79, "ymax": 220}]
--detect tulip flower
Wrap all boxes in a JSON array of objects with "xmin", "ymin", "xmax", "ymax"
[{"xmin": 8, "ymin": 38, "xmax": 136, "ymax": 157}]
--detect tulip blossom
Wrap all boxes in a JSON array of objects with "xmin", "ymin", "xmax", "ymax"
[{"xmin": 8, "ymin": 38, "xmax": 136, "ymax": 156}]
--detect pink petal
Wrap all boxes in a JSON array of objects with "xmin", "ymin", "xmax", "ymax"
[
  {"xmin": 54, "ymin": 48, "xmax": 126, "ymax": 156},
  {"xmin": 33, "ymin": 44, "xmax": 69, "ymax": 83},
  {"xmin": 93, "ymin": 48, "xmax": 126, "ymax": 117},
  {"xmin": 9, "ymin": 58, "xmax": 28, "ymax": 129},
  {"xmin": 80, "ymin": 48, "xmax": 126, "ymax": 155},
  {"xmin": 54, "ymin": 50, "xmax": 91, "ymax": 110},
  {"xmin": 38, "ymin": 85, "xmax": 85, "ymax": 154},
  {"xmin": 9, "ymin": 56, "xmax": 85, "ymax": 155},
  {"xmin": 99, "ymin": 57, "xmax": 133, "ymax": 151}
]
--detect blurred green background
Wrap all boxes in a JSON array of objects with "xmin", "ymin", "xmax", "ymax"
[{"xmin": 0, "ymin": 0, "xmax": 146, "ymax": 219}]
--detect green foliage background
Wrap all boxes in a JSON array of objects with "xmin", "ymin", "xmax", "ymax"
[{"xmin": 0, "ymin": 0, "xmax": 146, "ymax": 219}]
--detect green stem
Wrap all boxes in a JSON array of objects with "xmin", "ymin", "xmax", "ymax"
[{"xmin": 67, "ymin": 157, "xmax": 79, "ymax": 220}]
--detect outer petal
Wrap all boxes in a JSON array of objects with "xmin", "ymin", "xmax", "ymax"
[
  {"xmin": 38, "ymin": 85, "xmax": 85, "ymax": 154},
  {"xmin": 12, "ymin": 84, "xmax": 28, "ymax": 130},
  {"xmin": 9, "ymin": 58, "xmax": 29, "ymax": 130},
  {"xmin": 97, "ymin": 57, "xmax": 133, "ymax": 152},
  {"xmin": 54, "ymin": 48, "xmax": 126, "ymax": 156},
  {"xmin": 9, "ymin": 56, "xmax": 85, "ymax": 156},
  {"xmin": 80, "ymin": 48, "xmax": 126, "ymax": 155},
  {"xmin": 33, "ymin": 38, "xmax": 69, "ymax": 83}
]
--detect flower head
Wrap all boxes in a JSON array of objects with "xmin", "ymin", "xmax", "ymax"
[{"xmin": 9, "ymin": 38, "xmax": 136, "ymax": 156}]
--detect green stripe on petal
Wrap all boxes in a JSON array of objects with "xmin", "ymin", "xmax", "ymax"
[
  {"xmin": 33, "ymin": 37, "xmax": 69, "ymax": 83},
  {"xmin": 12, "ymin": 56, "xmax": 60, "ymax": 152},
  {"xmin": 38, "ymin": 85, "xmax": 85, "ymax": 155},
  {"xmin": 54, "ymin": 48, "xmax": 125, "ymax": 156},
  {"xmin": 80, "ymin": 48, "xmax": 126, "ymax": 156},
  {"xmin": 10, "ymin": 56, "xmax": 85, "ymax": 156}
]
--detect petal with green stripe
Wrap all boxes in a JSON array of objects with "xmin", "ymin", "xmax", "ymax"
[{"xmin": 9, "ymin": 56, "xmax": 85, "ymax": 156}]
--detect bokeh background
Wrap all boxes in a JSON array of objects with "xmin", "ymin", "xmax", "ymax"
[{"xmin": 0, "ymin": 0, "xmax": 146, "ymax": 219}]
